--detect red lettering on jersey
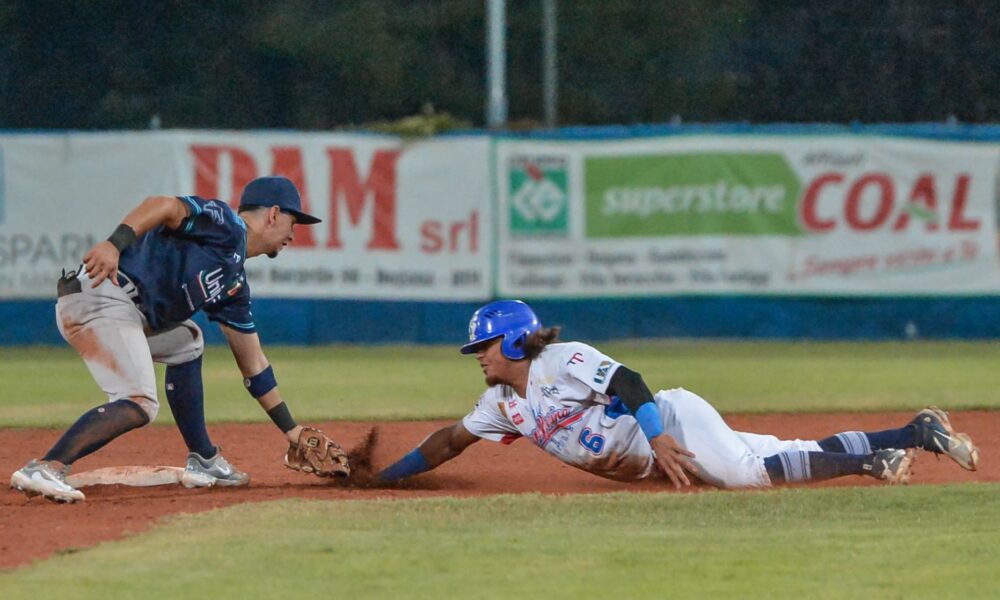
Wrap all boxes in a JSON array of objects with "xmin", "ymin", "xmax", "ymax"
[
  {"xmin": 326, "ymin": 148, "xmax": 401, "ymax": 250},
  {"xmin": 512, "ymin": 413, "xmax": 524, "ymax": 425},
  {"xmin": 500, "ymin": 433, "xmax": 522, "ymax": 445},
  {"xmin": 567, "ymin": 352, "xmax": 585, "ymax": 365}
]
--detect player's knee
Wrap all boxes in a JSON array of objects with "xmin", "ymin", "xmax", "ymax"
[{"xmin": 125, "ymin": 395, "xmax": 159, "ymax": 423}]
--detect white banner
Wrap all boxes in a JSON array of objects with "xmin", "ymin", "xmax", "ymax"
[
  {"xmin": 0, "ymin": 131, "xmax": 491, "ymax": 300},
  {"xmin": 4, "ymin": 132, "xmax": 998, "ymax": 301},
  {"xmin": 496, "ymin": 136, "xmax": 1000, "ymax": 296}
]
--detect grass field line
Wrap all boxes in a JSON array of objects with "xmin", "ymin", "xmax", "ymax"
[{"xmin": 2, "ymin": 341, "xmax": 999, "ymax": 427}]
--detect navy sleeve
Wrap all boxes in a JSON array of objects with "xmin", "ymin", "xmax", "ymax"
[{"xmin": 204, "ymin": 278, "xmax": 256, "ymax": 333}]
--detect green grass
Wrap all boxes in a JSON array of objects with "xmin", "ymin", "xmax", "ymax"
[
  {"xmin": 3, "ymin": 342, "xmax": 998, "ymax": 594},
  {"xmin": 3, "ymin": 486, "xmax": 998, "ymax": 599},
  {"xmin": 2, "ymin": 341, "xmax": 999, "ymax": 427}
]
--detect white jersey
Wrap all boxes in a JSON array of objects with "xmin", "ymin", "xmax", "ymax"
[
  {"xmin": 461, "ymin": 341, "xmax": 823, "ymax": 488},
  {"xmin": 462, "ymin": 342, "xmax": 655, "ymax": 481}
]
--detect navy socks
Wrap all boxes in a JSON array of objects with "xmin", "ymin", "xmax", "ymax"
[
  {"xmin": 43, "ymin": 400, "xmax": 149, "ymax": 465},
  {"xmin": 165, "ymin": 356, "xmax": 216, "ymax": 458},
  {"xmin": 818, "ymin": 426, "xmax": 914, "ymax": 454},
  {"xmin": 764, "ymin": 451, "xmax": 866, "ymax": 483}
]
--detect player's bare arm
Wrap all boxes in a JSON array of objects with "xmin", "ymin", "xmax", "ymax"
[
  {"xmin": 83, "ymin": 195, "xmax": 189, "ymax": 287},
  {"xmin": 220, "ymin": 322, "xmax": 349, "ymax": 477},
  {"xmin": 219, "ymin": 324, "xmax": 303, "ymax": 443},
  {"xmin": 377, "ymin": 421, "xmax": 480, "ymax": 482},
  {"xmin": 417, "ymin": 421, "xmax": 480, "ymax": 466}
]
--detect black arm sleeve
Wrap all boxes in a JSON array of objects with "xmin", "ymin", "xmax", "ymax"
[{"xmin": 605, "ymin": 366, "xmax": 655, "ymax": 413}]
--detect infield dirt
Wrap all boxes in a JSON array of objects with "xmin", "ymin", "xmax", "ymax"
[{"xmin": 2, "ymin": 411, "xmax": 997, "ymax": 569}]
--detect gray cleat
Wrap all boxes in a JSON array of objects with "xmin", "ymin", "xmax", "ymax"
[
  {"xmin": 863, "ymin": 449, "xmax": 915, "ymax": 484},
  {"xmin": 10, "ymin": 459, "xmax": 86, "ymax": 503},
  {"xmin": 180, "ymin": 448, "xmax": 250, "ymax": 488},
  {"xmin": 910, "ymin": 406, "xmax": 979, "ymax": 471}
]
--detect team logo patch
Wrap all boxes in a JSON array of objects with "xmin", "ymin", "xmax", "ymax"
[
  {"xmin": 226, "ymin": 277, "xmax": 243, "ymax": 297},
  {"xmin": 198, "ymin": 267, "xmax": 225, "ymax": 302},
  {"xmin": 512, "ymin": 413, "xmax": 524, "ymax": 425},
  {"xmin": 468, "ymin": 315, "xmax": 480, "ymax": 341},
  {"xmin": 204, "ymin": 202, "xmax": 226, "ymax": 225},
  {"xmin": 541, "ymin": 385, "xmax": 560, "ymax": 399},
  {"xmin": 567, "ymin": 352, "xmax": 585, "ymax": 365},
  {"xmin": 593, "ymin": 360, "xmax": 613, "ymax": 384}
]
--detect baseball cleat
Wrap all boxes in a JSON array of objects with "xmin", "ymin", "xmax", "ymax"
[
  {"xmin": 180, "ymin": 448, "xmax": 250, "ymax": 488},
  {"xmin": 910, "ymin": 406, "xmax": 979, "ymax": 471},
  {"xmin": 863, "ymin": 449, "xmax": 915, "ymax": 484},
  {"xmin": 10, "ymin": 460, "xmax": 86, "ymax": 503}
]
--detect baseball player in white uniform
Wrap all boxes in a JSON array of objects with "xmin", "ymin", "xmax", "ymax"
[{"xmin": 377, "ymin": 300, "xmax": 979, "ymax": 488}]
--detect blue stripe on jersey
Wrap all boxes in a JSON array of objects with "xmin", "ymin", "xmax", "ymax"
[
  {"xmin": 223, "ymin": 320, "xmax": 255, "ymax": 331},
  {"xmin": 180, "ymin": 196, "xmax": 202, "ymax": 233}
]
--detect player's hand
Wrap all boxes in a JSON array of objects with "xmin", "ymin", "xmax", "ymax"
[
  {"xmin": 82, "ymin": 240, "xmax": 122, "ymax": 288},
  {"xmin": 649, "ymin": 433, "xmax": 697, "ymax": 489}
]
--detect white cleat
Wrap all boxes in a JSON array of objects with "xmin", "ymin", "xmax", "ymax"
[
  {"xmin": 180, "ymin": 449, "xmax": 250, "ymax": 488},
  {"xmin": 911, "ymin": 406, "xmax": 980, "ymax": 471},
  {"xmin": 10, "ymin": 460, "xmax": 86, "ymax": 503}
]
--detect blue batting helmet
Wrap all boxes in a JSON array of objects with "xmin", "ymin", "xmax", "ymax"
[{"xmin": 460, "ymin": 300, "xmax": 541, "ymax": 360}]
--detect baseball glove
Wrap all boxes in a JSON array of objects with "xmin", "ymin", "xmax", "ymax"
[{"xmin": 284, "ymin": 426, "xmax": 351, "ymax": 477}]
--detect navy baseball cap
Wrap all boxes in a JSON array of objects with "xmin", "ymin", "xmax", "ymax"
[{"xmin": 239, "ymin": 176, "xmax": 321, "ymax": 224}]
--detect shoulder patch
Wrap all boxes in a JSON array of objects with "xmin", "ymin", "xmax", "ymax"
[
  {"xmin": 593, "ymin": 360, "xmax": 613, "ymax": 384},
  {"xmin": 203, "ymin": 202, "xmax": 226, "ymax": 225}
]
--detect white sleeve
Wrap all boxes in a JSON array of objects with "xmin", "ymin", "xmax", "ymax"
[
  {"xmin": 462, "ymin": 388, "xmax": 520, "ymax": 442},
  {"xmin": 560, "ymin": 342, "xmax": 622, "ymax": 395}
]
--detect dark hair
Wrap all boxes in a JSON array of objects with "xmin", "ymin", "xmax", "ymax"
[{"xmin": 521, "ymin": 326, "xmax": 561, "ymax": 360}]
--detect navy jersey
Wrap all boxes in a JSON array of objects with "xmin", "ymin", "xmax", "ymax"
[{"xmin": 118, "ymin": 196, "xmax": 255, "ymax": 333}]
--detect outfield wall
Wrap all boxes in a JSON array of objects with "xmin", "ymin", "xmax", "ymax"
[{"xmin": 2, "ymin": 124, "xmax": 999, "ymax": 344}]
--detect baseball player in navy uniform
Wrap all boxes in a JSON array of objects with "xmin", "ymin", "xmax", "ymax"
[
  {"xmin": 11, "ymin": 176, "xmax": 348, "ymax": 503},
  {"xmin": 377, "ymin": 300, "xmax": 979, "ymax": 488}
]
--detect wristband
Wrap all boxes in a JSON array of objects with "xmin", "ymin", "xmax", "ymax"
[
  {"xmin": 266, "ymin": 402, "xmax": 298, "ymax": 433},
  {"xmin": 377, "ymin": 448, "xmax": 431, "ymax": 482},
  {"xmin": 107, "ymin": 224, "xmax": 138, "ymax": 253},
  {"xmin": 635, "ymin": 402, "xmax": 665, "ymax": 440},
  {"xmin": 244, "ymin": 365, "xmax": 277, "ymax": 398}
]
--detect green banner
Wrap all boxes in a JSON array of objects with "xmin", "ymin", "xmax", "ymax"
[{"xmin": 585, "ymin": 153, "xmax": 803, "ymax": 237}]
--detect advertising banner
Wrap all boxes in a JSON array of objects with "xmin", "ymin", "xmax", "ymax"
[
  {"xmin": 0, "ymin": 132, "xmax": 491, "ymax": 300},
  {"xmin": 497, "ymin": 136, "xmax": 1000, "ymax": 296}
]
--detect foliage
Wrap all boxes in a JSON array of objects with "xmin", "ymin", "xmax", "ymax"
[
  {"xmin": 365, "ymin": 103, "xmax": 471, "ymax": 137},
  {"xmin": 2, "ymin": 1, "xmax": 998, "ymax": 129}
]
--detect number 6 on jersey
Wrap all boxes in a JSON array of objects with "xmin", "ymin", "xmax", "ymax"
[{"xmin": 578, "ymin": 427, "xmax": 605, "ymax": 455}]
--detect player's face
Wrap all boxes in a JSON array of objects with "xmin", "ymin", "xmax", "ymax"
[
  {"xmin": 265, "ymin": 211, "xmax": 298, "ymax": 258},
  {"xmin": 475, "ymin": 337, "xmax": 511, "ymax": 386}
]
